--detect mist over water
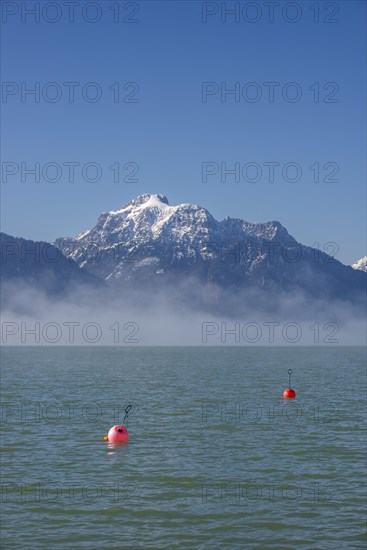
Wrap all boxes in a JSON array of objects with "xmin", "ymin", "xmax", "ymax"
[{"xmin": 1, "ymin": 279, "xmax": 366, "ymax": 346}]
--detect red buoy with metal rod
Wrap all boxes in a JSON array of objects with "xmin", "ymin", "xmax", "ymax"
[
  {"xmin": 283, "ymin": 369, "xmax": 296, "ymax": 398},
  {"xmin": 104, "ymin": 404, "xmax": 132, "ymax": 442}
]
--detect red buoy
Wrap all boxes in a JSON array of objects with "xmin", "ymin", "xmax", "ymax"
[
  {"xmin": 283, "ymin": 369, "xmax": 296, "ymax": 398},
  {"xmin": 107, "ymin": 425, "xmax": 129, "ymax": 443},
  {"xmin": 283, "ymin": 388, "xmax": 296, "ymax": 399},
  {"xmin": 104, "ymin": 405, "xmax": 132, "ymax": 443}
]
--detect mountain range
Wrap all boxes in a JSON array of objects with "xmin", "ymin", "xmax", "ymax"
[
  {"xmin": 53, "ymin": 194, "xmax": 365, "ymax": 302},
  {"xmin": 1, "ymin": 194, "xmax": 366, "ymax": 310}
]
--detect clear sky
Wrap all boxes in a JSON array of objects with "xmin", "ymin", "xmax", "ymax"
[{"xmin": 1, "ymin": 0, "xmax": 366, "ymax": 264}]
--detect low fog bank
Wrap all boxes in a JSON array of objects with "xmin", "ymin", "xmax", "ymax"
[{"xmin": 1, "ymin": 279, "xmax": 366, "ymax": 346}]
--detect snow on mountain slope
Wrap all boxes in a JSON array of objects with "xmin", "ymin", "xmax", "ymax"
[
  {"xmin": 352, "ymin": 256, "xmax": 367, "ymax": 272},
  {"xmin": 55, "ymin": 193, "xmax": 290, "ymax": 277},
  {"xmin": 69, "ymin": 194, "xmax": 216, "ymax": 248}
]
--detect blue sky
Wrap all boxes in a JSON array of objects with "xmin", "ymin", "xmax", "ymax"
[{"xmin": 1, "ymin": 0, "xmax": 366, "ymax": 264}]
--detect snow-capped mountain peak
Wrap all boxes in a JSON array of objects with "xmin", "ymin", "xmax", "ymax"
[
  {"xmin": 112, "ymin": 193, "xmax": 170, "ymax": 213},
  {"xmin": 59, "ymin": 194, "xmax": 216, "ymax": 258},
  {"xmin": 56, "ymin": 195, "xmax": 293, "ymax": 261}
]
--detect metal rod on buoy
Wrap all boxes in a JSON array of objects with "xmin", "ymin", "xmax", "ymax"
[
  {"xmin": 122, "ymin": 404, "xmax": 132, "ymax": 426},
  {"xmin": 283, "ymin": 369, "xmax": 296, "ymax": 398}
]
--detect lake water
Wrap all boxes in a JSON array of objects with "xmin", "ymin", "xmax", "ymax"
[{"xmin": 1, "ymin": 346, "xmax": 366, "ymax": 549}]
